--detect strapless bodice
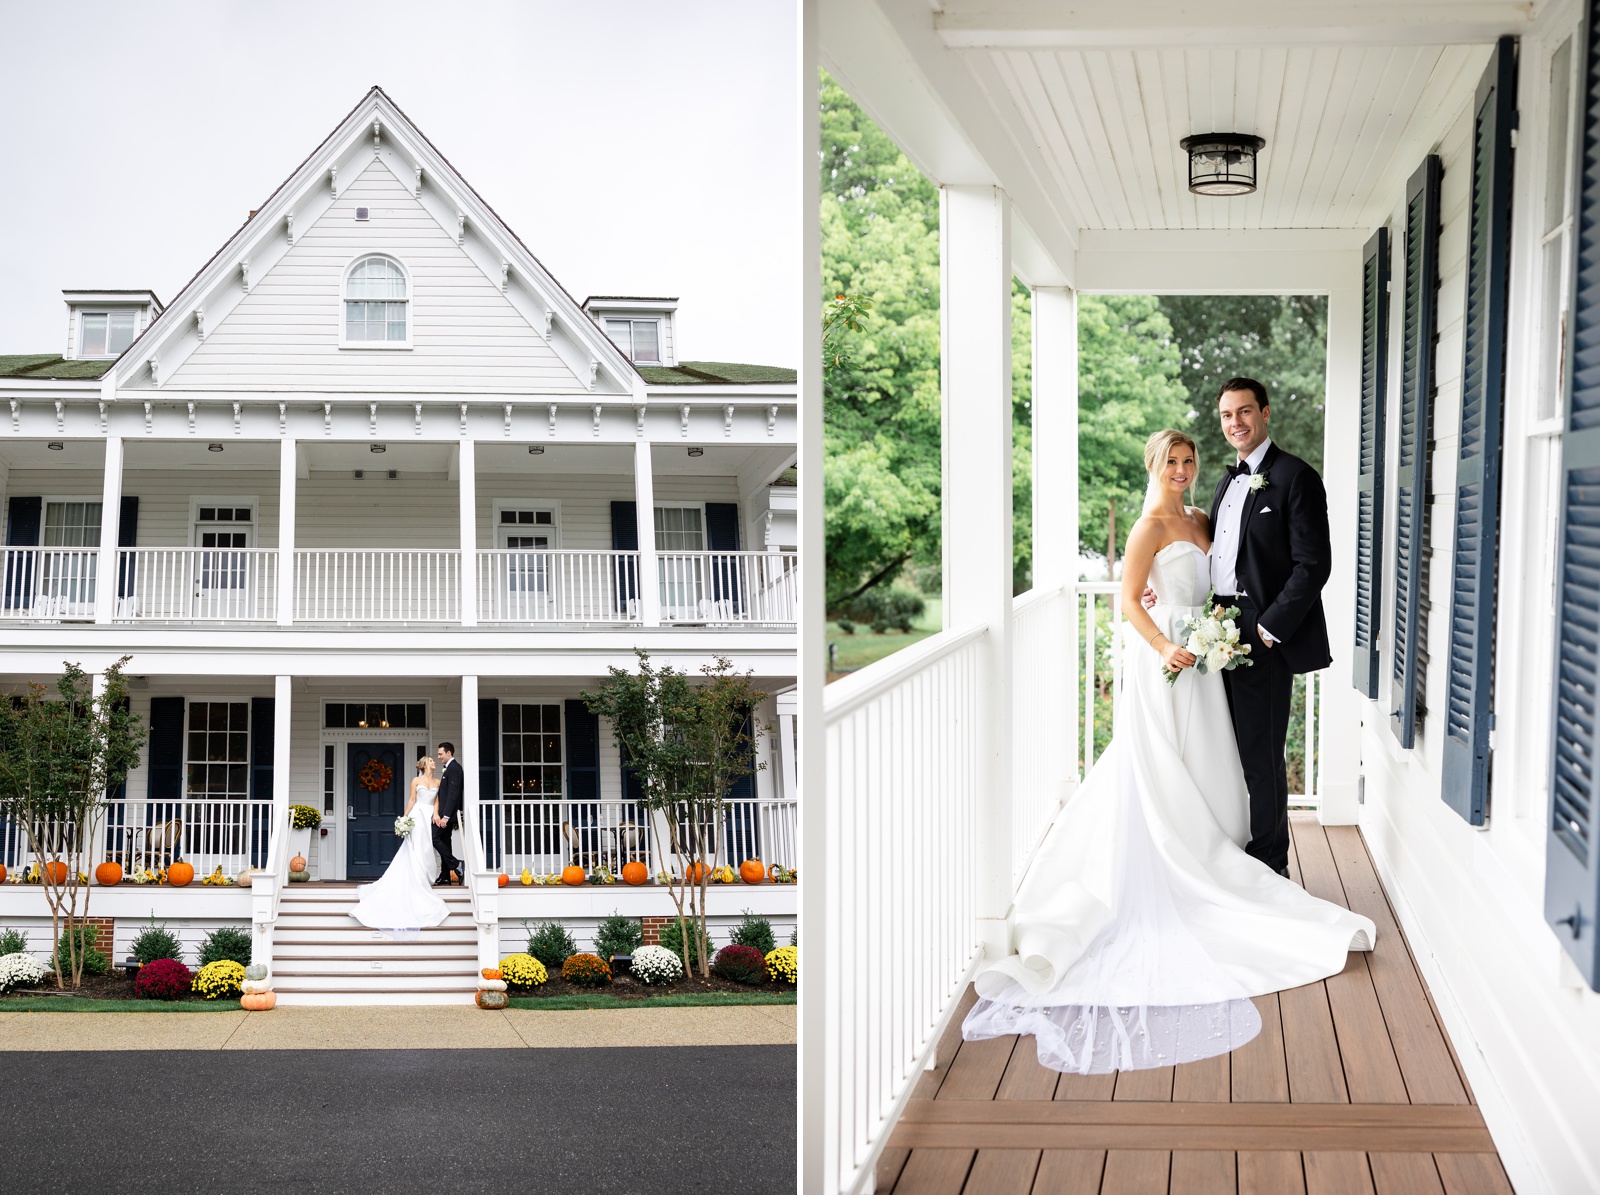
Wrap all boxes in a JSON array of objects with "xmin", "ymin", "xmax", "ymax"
[{"xmin": 1148, "ymin": 540, "xmax": 1211, "ymax": 609}]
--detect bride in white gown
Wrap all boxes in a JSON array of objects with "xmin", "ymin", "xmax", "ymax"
[
  {"xmin": 351, "ymin": 755, "xmax": 451, "ymax": 939},
  {"xmin": 963, "ymin": 429, "xmax": 1375, "ymax": 1073}
]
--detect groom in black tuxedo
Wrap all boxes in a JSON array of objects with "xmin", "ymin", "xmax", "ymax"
[
  {"xmin": 1207, "ymin": 378, "xmax": 1332, "ymax": 876},
  {"xmin": 433, "ymin": 742, "xmax": 465, "ymax": 886}
]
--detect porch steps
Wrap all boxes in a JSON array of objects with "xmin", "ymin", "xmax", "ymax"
[{"xmin": 269, "ymin": 887, "xmax": 482, "ymax": 1006}]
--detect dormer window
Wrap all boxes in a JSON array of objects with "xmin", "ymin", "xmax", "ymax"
[
  {"xmin": 605, "ymin": 318, "xmax": 661, "ymax": 364},
  {"xmin": 342, "ymin": 255, "xmax": 409, "ymax": 346},
  {"xmin": 81, "ymin": 311, "xmax": 136, "ymax": 358}
]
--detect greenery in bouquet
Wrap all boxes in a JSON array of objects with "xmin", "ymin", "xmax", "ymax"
[
  {"xmin": 1163, "ymin": 594, "xmax": 1254, "ymax": 686},
  {"xmin": 198, "ymin": 926, "xmax": 252, "ymax": 968},
  {"xmin": 192, "ymin": 959, "xmax": 246, "ymax": 1000},
  {"xmin": 523, "ymin": 920, "xmax": 577, "ymax": 970},
  {"xmin": 0, "ymin": 951, "xmax": 48, "ymax": 992},
  {"xmin": 561, "ymin": 952, "xmax": 612, "ymax": 988},
  {"xmin": 629, "ymin": 945, "xmax": 683, "ymax": 986},
  {"xmin": 131, "ymin": 914, "xmax": 183, "ymax": 965},
  {"xmin": 710, "ymin": 943, "xmax": 768, "ymax": 984},
  {"xmin": 134, "ymin": 958, "xmax": 193, "ymax": 1000},
  {"xmin": 765, "ymin": 945, "xmax": 798, "ymax": 984},
  {"xmin": 498, "ymin": 952, "xmax": 548, "ymax": 991},
  {"xmin": 288, "ymin": 804, "xmax": 322, "ymax": 830}
]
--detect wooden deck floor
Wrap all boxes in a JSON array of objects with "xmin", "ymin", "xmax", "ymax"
[{"xmin": 879, "ymin": 815, "xmax": 1513, "ymax": 1195}]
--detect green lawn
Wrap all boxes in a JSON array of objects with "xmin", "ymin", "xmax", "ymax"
[
  {"xmin": 0, "ymin": 996, "xmax": 243, "ymax": 1012},
  {"xmin": 826, "ymin": 596, "xmax": 942, "ymax": 674},
  {"xmin": 507, "ymin": 990, "xmax": 795, "ymax": 1011}
]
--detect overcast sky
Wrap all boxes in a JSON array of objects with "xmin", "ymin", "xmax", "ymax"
[{"xmin": 0, "ymin": 1, "xmax": 797, "ymax": 367}]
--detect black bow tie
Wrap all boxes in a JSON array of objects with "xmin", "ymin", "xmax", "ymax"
[{"xmin": 1227, "ymin": 460, "xmax": 1253, "ymax": 479}]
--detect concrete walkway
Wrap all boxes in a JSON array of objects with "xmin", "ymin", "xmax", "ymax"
[{"xmin": 0, "ymin": 1002, "xmax": 797, "ymax": 1050}]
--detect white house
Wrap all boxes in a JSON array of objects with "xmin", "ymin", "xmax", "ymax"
[
  {"xmin": 0, "ymin": 87, "xmax": 798, "ymax": 1003},
  {"xmin": 808, "ymin": 2, "xmax": 1600, "ymax": 1193}
]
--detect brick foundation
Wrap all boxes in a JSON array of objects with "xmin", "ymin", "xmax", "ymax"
[{"xmin": 641, "ymin": 916, "xmax": 670, "ymax": 946}]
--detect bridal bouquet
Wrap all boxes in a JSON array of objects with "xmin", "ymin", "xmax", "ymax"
[
  {"xmin": 393, "ymin": 816, "xmax": 415, "ymax": 837},
  {"xmin": 1161, "ymin": 593, "xmax": 1254, "ymax": 685}
]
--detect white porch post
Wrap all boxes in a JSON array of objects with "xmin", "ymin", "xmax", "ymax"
[
  {"xmin": 633, "ymin": 440, "xmax": 661, "ymax": 625},
  {"xmin": 460, "ymin": 674, "xmax": 479, "ymax": 863},
  {"xmin": 941, "ymin": 184, "xmax": 1016, "ymax": 952},
  {"xmin": 458, "ymin": 438, "xmax": 477, "ymax": 627},
  {"xmin": 1319, "ymin": 271, "xmax": 1363, "ymax": 824},
  {"xmin": 277, "ymin": 437, "xmax": 296, "ymax": 626},
  {"xmin": 1031, "ymin": 285, "xmax": 1081, "ymax": 803},
  {"xmin": 253, "ymin": 674, "xmax": 291, "ymax": 969},
  {"xmin": 92, "ymin": 435, "xmax": 123, "ymax": 623}
]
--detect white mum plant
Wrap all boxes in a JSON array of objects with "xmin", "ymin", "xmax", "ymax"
[
  {"xmin": 0, "ymin": 951, "xmax": 49, "ymax": 992},
  {"xmin": 631, "ymin": 944, "xmax": 684, "ymax": 985}
]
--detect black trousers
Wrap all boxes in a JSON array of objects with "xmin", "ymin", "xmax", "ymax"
[
  {"xmin": 1220, "ymin": 602, "xmax": 1294, "ymax": 874},
  {"xmin": 432, "ymin": 811, "xmax": 461, "ymax": 882}
]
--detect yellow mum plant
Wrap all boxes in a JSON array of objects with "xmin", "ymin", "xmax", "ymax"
[
  {"xmin": 192, "ymin": 959, "xmax": 246, "ymax": 1000},
  {"xmin": 765, "ymin": 946, "xmax": 797, "ymax": 984},
  {"xmin": 498, "ymin": 952, "xmax": 548, "ymax": 990}
]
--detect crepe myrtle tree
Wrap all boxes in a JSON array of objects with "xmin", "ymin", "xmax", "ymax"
[
  {"xmin": 0, "ymin": 658, "xmax": 144, "ymax": 987},
  {"xmin": 582, "ymin": 652, "xmax": 765, "ymax": 979}
]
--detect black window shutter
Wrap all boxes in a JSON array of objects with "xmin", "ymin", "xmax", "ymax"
[
  {"xmin": 477, "ymin": 698, "xmax": 499, "ymax": 801},
  {"xmin": 564, "ymin": 699, "xmax": 600, "ymax": 802},
  {"xmin": 1548, "ymin": 7, "xmax": 1600, "ymax": 990},
  {"xmin": 1442, "ymin": 38, "xmax": 1518, "ymax": 825},
  {"xmin": 1391, "ymin": 154, "xmax": 1443, "ymax": 749},
  {"xmin": 1354, "ymin": 227, "xmax": 1391, "ymax": 699},
  {"xmin": 705, "ymin": 502, "xmax": 742, "ymax": 611},
  {"xmin": 250, "ymin": 697, "xmax": 274, "ymax": 800},
  {"xmin": 610, "ymin": 500, "xmax": 639, "ymax": 613},
  {"xmin": 117, "ymin": 496, "xmax": 139, "ymax": 599},
  {"xmin": 147, "ymin": 697, "xmax": 185, "ymax": 802},
  {"xmin": 4, "ymin": 496, "xmax": 41, "ymax": 610}
]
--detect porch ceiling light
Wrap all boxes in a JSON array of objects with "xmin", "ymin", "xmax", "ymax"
[
  {"xmin": 1179, "ymin": 133, "xmax": 1265, "ymax": 197},
  {"xmin": 370, "ymin": 443, "xmax": 386, "ymax": 453},
  {"xmin": 207, "ymin": 443, "xmax": 223, "ymax": 453},
  {"xmin": 687, "ymin": 446, "xmax": 704, "ymax": 457},
  {"xmin": 527, "ymin": 445, "xmax": 545, "ymax": 455},
  {"xmin": 46, "ymin": 441, "xmax": 63, "ymax": 450}
]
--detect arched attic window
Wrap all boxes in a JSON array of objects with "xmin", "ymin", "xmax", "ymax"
[{"xmin": 342, "ymin": 256, "xmax": 410, "ymax": 346}]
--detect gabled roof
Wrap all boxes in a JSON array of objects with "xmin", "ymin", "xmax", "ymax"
[
  {"xmin": 111, "ymin": 86, "xmax": 641, "ymax": 398},
  {"xmin": 637, "ymin": 361, "xmax": 797, "ymax": 385}
]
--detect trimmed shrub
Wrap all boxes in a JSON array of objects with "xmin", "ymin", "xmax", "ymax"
[
  {"xmin": 594, "ymin": 913, "xmax": 643, "ymax": 961},
  {"xmin": 131, "ymin": 915, "xmax": 183, "ymax": 965},
  {"xmin": 135, "ymin": 958, "xmax": 192, "ymax": 1001},
  {"xmin": 0, "ymin": 928, "xmax": 28, "ymax": 957},
  {"xmin": 497, "ymin": 952, "xmax": 548, "ymax": 991},
  {"xmin": 192, "ymin": 959, "xmax": 245, "ymax": 1000},
  {"xmin": 630, "ymin": 944, "xmax": 683, "ymax": 986},
  {"xmin": 711, "ymin": 943, "xmax": 768, "ymax": 984},
  {"xmin": 730, "ymin": 910, "xmax": 776, "ymax": 956},
  {"xmin": 835, "ymin": 587, "xmax": 925, "ymax": 633},
  {"xmin": 198, "ymin": 925, "xmax": 252, "ymax": 968},
  {"xmin": 524, "ymin": 920, "xmax": 577, "ymax": 970},
  {"xmin": 561, "ymin": 952, "xmax": 612, "ymax": 988},
  {"xmin": 54, "ymin": 926, "xmax": 109, "ymax": 977},
  {"xmin": 659, "ymin": 917, "xmax": 711, "ymax": 970}
]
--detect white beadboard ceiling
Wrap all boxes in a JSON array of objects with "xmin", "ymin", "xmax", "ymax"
[{"xmin": 971, "ymin": 42, "xmax": 1492, "ymax": 231}]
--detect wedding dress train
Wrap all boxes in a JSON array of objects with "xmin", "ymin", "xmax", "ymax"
[
  {"xmin": 963, "ymin": 541, "xmax": 1375, "ymax": 1072},
  {"xmin": 351, "ymin": 782, "xmax": 451, "ymax": 939}
]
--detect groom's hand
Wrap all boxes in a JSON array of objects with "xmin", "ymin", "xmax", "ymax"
[
  {"xmin": 1257, "ymin": 625, "xmax": 1274, "ymax": 648},
  {"xmin": 1142, "ymin": 587, "xmax": 1157, "ymax": 610}
]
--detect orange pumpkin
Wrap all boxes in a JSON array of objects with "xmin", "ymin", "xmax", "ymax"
[
  {"xmin": 240, "ymin": 991, "xmax": 276, "ymax": 1011},
  {"xmin": 43, "ymin": 860, "xmax": 68, "ymax": 885},
  {"xmin": 476, "ymin": 988, "xmax": 509, "ymax": 1010},
  {"xmin": 497, "ymin": 873, "xmax": 509, "ymax": 887},
  {"xmin": 739, "ymin": 859, "xmax": 766, "ymax": 885},
  {"xmin": 481, "ymin": 968, "xmax": 502, "ymax": 981},
  {"xmin": 95, "ymin": 861, "xmax": 123, "ymax": 886},
  {"xmin": 683, "ymin": 861, "xmax": 708, "ymax": 884},
  {"xmin": 621, "ymin": 861, "xmax": 648, "ymax": 886},
  {"xmin": 0, "ymin": 863, "xmax": 6, "ymax": 883},
  {"xmin": 289, "ymin": 854, "xmax": 307, "ymax": 873},
  {"xmin": 449, "ymin": 870, "xmax": 459, "ymax": 883},
  {"xmin": 167, "ymin": 861, "xmax": 195, "ymax": 887},
  {"xmin": 561, "ymin": 865, "xmax": 587, "ymax": 887}
]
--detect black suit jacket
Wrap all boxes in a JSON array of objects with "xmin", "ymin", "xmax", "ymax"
[
  {"xmin": 436, "ymin": 758, "xmax": 464, "ymax": 821},
  {"xmin": 1207, "ymin": 442, "xmax": 1333, "ymax": 676}
]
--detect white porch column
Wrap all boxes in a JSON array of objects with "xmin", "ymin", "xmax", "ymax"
[
  {"xmin": 458, "ymin": 438, "xmax": 477, "ymax": 627},
  {"xmin": 92, "ymin": 435, "xmax": 123, "ymax": 623},
  {"xmin": 941, "ymin": 184, "xmax": 1016, "ymax": 951},
  {"xmin": 1319, "ymin": 271, "xmax": 1363, "ymax": 824},
  {"xmin": 633, "ymin": 440, "xmax": 661, "ymax": 625},
  {"xmin": 253, "ymin": 674, "xmax": 292, "ymax": 969},
  {"xmin": 460, "ymin": 675, "xmax": 479, "ymax": 872},
  {"xmin": 1031, "ymin": 285, "xmax": 1081, "ymax": 803},
  {"xmin": 277, "ymin": 438, "xmax": 296, "ymax": 626}
]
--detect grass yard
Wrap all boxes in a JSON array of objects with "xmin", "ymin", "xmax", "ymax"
[
  {"xmin": 0, "ymin": 995, "xmax": 243, "ymax": 1012},
  {"xmin": 826, "ymin": 596, "xmax": 942, "ymax": 676},
  {"xmin": 507, "ymin": 990, "xmax": 796, "ymax": 1011}
]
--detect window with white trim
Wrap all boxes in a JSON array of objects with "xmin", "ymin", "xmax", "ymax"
[
  {"xmin": 187, "ymin": 701, "xmax": 250, "ymax": 800},
  {"xmin": 343, "ymin": 257, "xmax": 409, "ymax": 343},
  {"xmin": 80, "ymin": 311, "xmax": 136, "ymax": 358},
  {"xmin": 653, "ymin": 505, "xmax": 704, "ymax": 551},
  {"xmin": 604, "ymin": 318, "xmax": 661, "ymax": 364}
]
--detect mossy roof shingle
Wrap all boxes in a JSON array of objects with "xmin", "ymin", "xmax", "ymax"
[
  {"xmin": 0, "ymin": 355, "xmax": 114, "ymax": 380},
  {"xmin": 636, "ymin": 361, "xmax": 796, "ymax": 385}
]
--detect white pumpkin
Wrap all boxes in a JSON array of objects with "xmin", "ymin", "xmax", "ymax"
[
  {"xmin": 242, "ymin": 978, "xmax": 272, "ymax": 994},
  {"xmin": 236, "ymin": 870, "xmax": 254, "ymax": 888},
  {"xmin": 476, "ymin": 977, "xmax": 508, "ymax": 992}
]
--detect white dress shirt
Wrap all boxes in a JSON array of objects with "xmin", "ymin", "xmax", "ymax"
[{"xmin": 1210, "ymin": 438, "xmax": 1278, "ymax": 643}]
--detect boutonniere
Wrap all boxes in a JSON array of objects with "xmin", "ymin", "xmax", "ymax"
[{"xmin": 1248, "ymin": 473, "xmax": 1269, "ymax": 493}]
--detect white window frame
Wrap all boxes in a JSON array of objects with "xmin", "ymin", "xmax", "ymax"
[
  {"xmin": 29, "ymin": 495, "xmax": 102, "ymax": 616},
  {"xmin": 604, "ymin": 318, "xmax": 662, "ymax": 364},
  {"xmin": 188, "ymin": 498, "xmax": 258, "ymax": 549},
  {"xmin": 652, "ymin": 501, "xmax": 708, "ymax": 551},
  {"xmin": 78, "ymin": 309, "xmax": 138, "ymax": 359},
  {"xmin": 492, "ymin": 499, "xmax": 564, "ymax": 550},
  {"xmin": 339, "ymin": 254, "xmax": 413, "ymax": 350}
]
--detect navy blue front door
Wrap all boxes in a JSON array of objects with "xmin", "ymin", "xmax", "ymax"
[{"xmin": 346, "ymin": 743, "xmax": 405, "ymax": 879}]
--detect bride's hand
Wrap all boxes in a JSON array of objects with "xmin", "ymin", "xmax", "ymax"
[{"xmin": 1157, "ymin": 637, "xmax": 1196, "ymax": 672}]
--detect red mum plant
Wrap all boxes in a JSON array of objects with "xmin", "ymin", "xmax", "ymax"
[
  {"xmin": 711, "ymin": 943, "xmax": 767, "ymax": 984},
  {"xmin": 561, "ymin": 952, "xmax": 612, "ymax": 988},
  {"xmin": 134, "ymin": 957, "xmax": 193, "ymax": 1001}
]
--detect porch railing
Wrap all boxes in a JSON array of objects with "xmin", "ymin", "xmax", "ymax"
[
  {"xmin": 657, "ymin": 551, "xmax": 799, "ymax": 625},
  {"xmin": 294, "ymin": 549, "xmax": 460, "ymax": 623},
  {"xmin": 1012, "ymin": 585, "xmax": 1072, "ymax": 884},
  {"xmin": 0, "ymin": 797, "xmax": 269, "ymax": 878},
  {"xmin": 114, "ymin": 548, "xmax": 278, "ymax": 622},
  {"xmin": 0, "ymin": 548, "xmax": 98, "ymax": 620},
  {"xmin": 476, "ymin": 549, "xmax": 640, "ymax": 624}
]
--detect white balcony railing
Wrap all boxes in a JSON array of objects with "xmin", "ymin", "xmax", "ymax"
[
  {"xmin": 0, "ymin": 797, "xmax": 270, "ymax": 879},
  {"xmin": 0, "ymin": 548, "xmax": 98, "ymax": 620},
  {"xmin": 658, "ymin": 551, "xmax": 798, "ymax": 625},
  {"xmin": 294, "ymin": 549, "xmax": 460, "ymax": 623},
  {"xmin": 477, "ymin": 549, "xmax": 640, "ymax": 624},
  {"xmin": 1012, "ymin": 584, "xmax": 1073, "ymax": 885},
  {"xmin": 114, "ymin": 548, "xmax": 278, "ymax": 622}
]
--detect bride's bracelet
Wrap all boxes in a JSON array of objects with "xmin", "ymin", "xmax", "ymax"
[{"xmin": 1147, "ymin": 629, "xmax": 1164, "ymax": 646}]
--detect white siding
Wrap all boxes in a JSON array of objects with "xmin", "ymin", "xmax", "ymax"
[
  {"xmin": 495, "ymin": 913, "xmax": 797, "ymax": 960},
  {"xmin": 163, "ymin": 160, "xmax": 587, "ymax": 394}
]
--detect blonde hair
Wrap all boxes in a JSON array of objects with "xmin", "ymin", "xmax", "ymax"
[
  {"xmin": 416, "ymin": 756, "xmax": 434, "ymax": 774},
  {"xmin": 1142, "ymin": 429, "xmax": 1199, "ymax": 512}
]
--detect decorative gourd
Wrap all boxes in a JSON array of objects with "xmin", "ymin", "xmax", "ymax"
[
  {"xmin": 481, "ymin": 968, "xmax": 503, "ymax": 981},
  {"xmin": 621, "ymin": 861, "xmax": 648, "ymax": 886},
  {"xmin": 287, "ymin": 870, "xmax": 309, "ymax": 882},
  {"xmin": 497, "ymin": 873, "xmax": 509, "ymax": 887},
  {"xmin": 561, "ymin": 865, "xmax": 586, "ymax": 887},
  {"xmin": 477, "ymin": 977, "xmax": 508, "ymax": 992},
  {"xmin": 242, "ymin": 979, "xmax": 271, "ymax": 994},
  {"xmin": 245, "ymin": 963, "xmax": 268, "ymax": 982},
  {"xmin": 43, "ymin": 860, "xmax": 68, "ymax": 885},
  {"xmin": 166, "ymin": 861, "xmax": 195, "ymax": 887},
  {"xmin": 236, "ymin": 869, "xmax": 254, "ymax": 887},
  {"xmin": 95, "ymin": 861, "xmax": 124, "ymax": 886},
  {"xmin": 683, "ymin": 861, "xmax": 708, "ymax": 884},
  {"xmin": 289, "ymin": 854, "xmax": 307, "ymax": 873},
  {"xmin": 449, "ymin": 870, "xmax": 459, "ymax": 883},
  {"xmin": 739, "ymin": 859, "xmax": 765, "ymax": 885},
  {"xmin": 475, "ymin": 988, "xmax": 509, "ymax": 1010},
  {"xmin": 0, "ymin": 864, "xmax": 6, "ymax": 883},
  {"xmin": 240, "ymin": 991, "xmax": 276, "ymax": 1011},
  {"xmin": 520, "ymin": 868, "xmax": 533, "ymax": 885}
]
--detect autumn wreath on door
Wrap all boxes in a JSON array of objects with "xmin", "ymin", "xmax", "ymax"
[{"xmin": 358, "ymin": 759, "xmax": 395, "ymax": 792}]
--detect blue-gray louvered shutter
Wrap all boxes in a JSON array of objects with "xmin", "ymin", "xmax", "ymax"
[
  {"xmin": 705, "ymin": 502, "xmax": 742, "ymax": 611},
  {"xmin": 1442, "ymin": 38, "xmax": 1518, "ymax": 825},
  {"xmin": 477, "ymin": 698, "xmax": 500, "ymax": 867},
  {"xmin": 117, "ymin": 496, "xmax": 139, "ymax": 599},
  {"xmin": 146, "ymin": 697, "xmax": 185, "ymax": 802},
  {"xmin": 564, "ymin": 700, "xmax": 601, "ymax": 852},
  {"xmin": 1547, "ymin": 6, "xmax": 1600, "ymax": 990},
  {"xmin": 1354, "ymin": 227, "xmax": 1391, "ymax": 699},
  {"xmin": 610, "ymin": 500, "xmax": 639, "ymax": 613},
  {"xmin": 4, "ymin": 496, "xmax": 41, "ymax": 610},
  {"xmin": 249, "ymin": 696, "xmax": 274, "ymax": 866},
  {"xmin": 724, "ymin": 712, "xmax": 759, "ymax": 860},
  {"xmin": 1391, "ymin": 155, "xmax": 1443, "ymax": 749}
]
